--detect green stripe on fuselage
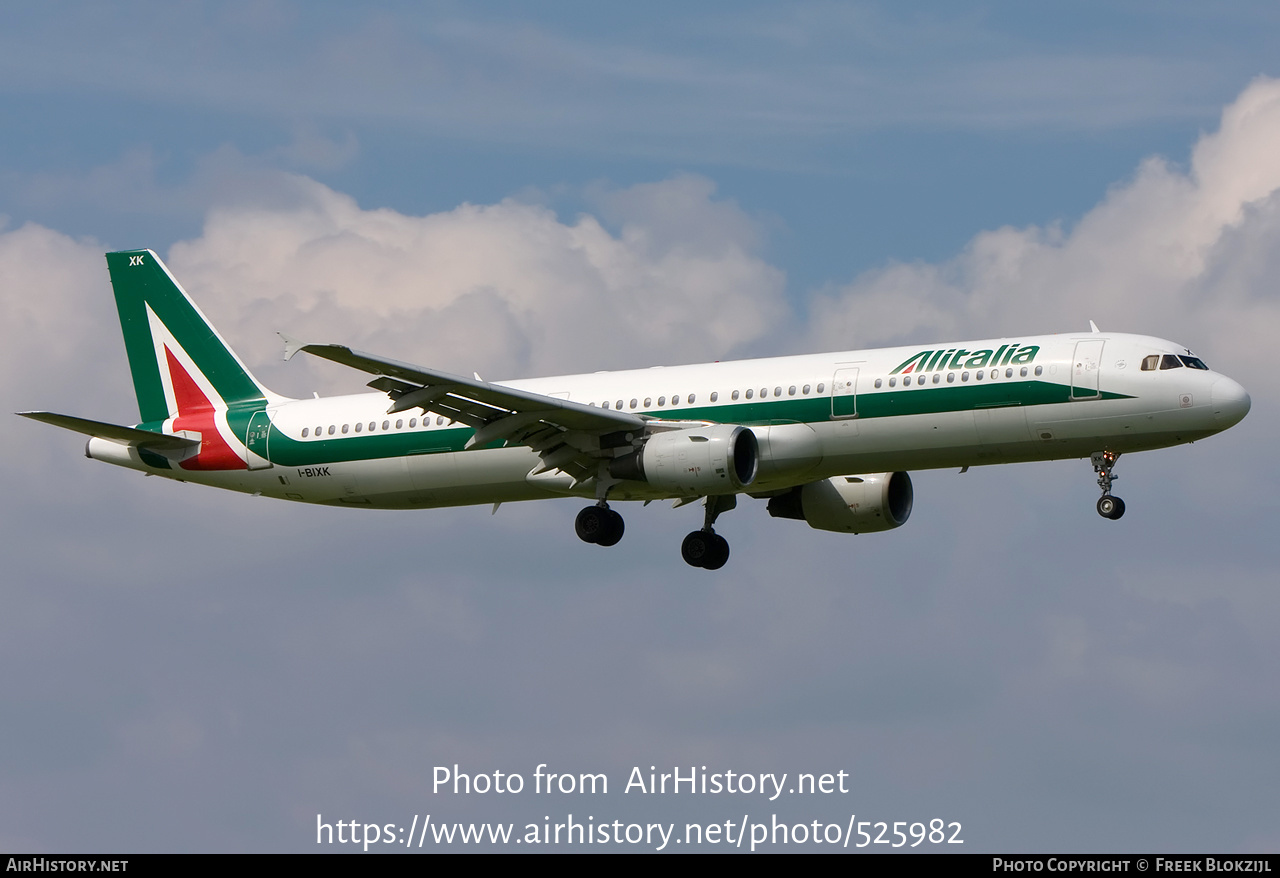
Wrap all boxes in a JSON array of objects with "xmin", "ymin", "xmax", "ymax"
[{"xmin": 262, "ymin": 379, "xmax": 1133, "ymax": 467}]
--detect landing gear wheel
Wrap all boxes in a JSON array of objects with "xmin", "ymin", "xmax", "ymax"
[
  {"xmin": 577, "ymin": 506, "xmax": 605, "ymax": 544},
  {"xmin": 681, "ymin": 530, "xmax": 730, "ymax": 569},
  {"xmin": 1096, "ymin": 495, "xmax": 1126, "ymax": 520},
  {"xmin": 597, "ymin": 509, "xmax": 625, "ymax": 546},
  {"xmin": 577, "ymin": 506, "xmax": 625, "ymax": 546},
  {"xmin": 681, "ymin": 531, "xmax": 709, "ymax": 567},
  {"xmin": 703, "ymin": 533, "xmax": 730, "ymax": 570}
]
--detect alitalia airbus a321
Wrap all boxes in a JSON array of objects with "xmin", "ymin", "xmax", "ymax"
[{"xmin": 19, "ymin": 250, "xmax": 1251, "ymax": 569}]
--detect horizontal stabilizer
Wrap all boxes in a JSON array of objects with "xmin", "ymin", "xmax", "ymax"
[{"xmin": 16, "ymin": 411, "xmax": 201, "ymax": 451}]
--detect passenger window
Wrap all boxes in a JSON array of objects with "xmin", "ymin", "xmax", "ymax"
[
  {"xmin": 875, "ymin": 378, "xmax": 883, "ymax": 389},
  {"xmin": 688, "ymin": 393, "xmax": 696, "ymax": 403},
  {"xmin": 396, "ymin": 419, "xmax": 403, "ymax": 429},
  {"xmin": 1005, "ymin": 368, "xmax": 1013, "ymax": 378},
  {"xmin": 776, "ymin": 386, "xmax": 783, "ymax": 396},
  {"xmin": 760, "ymin": 388, "xmax": 767, "ymax": 398},
  {"xmin": 328, "ymin": 425, "xmax": 336, "ymax": 435},
  {"xmin": 616, "ymin": 400, "xmax": 623, "ymax": 410},
  {"xmin": 438, "ymin": 417, "xmax": 445, "ymax": 425},
  {"xmin": 354, "ymin": 423, "xmax": 362, "ymax": 432},
  {"xmin": 803, "ymin": 384, "xmax": 810, "ymax": 394},
  {"xmin": 1034, "ymin": 366, "xmax": 1043, "ymax": 377},
  {"xmin": 671, "ymin": 395, "xmax": 680, "ymax": 405},
  {"xmin": 889, "ymin": 377, "xmax": 896, "ymax": 388},
  {"xmin": 630, "ymin": 399, "xmax": 638, "ymax": 409},
  {"xmin": 709, "ymin": 392, "xmax": 717, "ymax": 402},
  {"xmin": 946, "ymin": 373, "xmax": 955, "ymax": 384},
  {"xmin": 1019, "ymin": 367, "xmax": 1027, "ymax": 377},
  {"xmin": 369, "ymin": 422, "xmax": 376, "ymax": 431},
  {"xmin": 976, "ymin": 371, "xmax": 984, "ymax": 381},
  {"xmin": 788, "ymin": 385, "xmax": 796, "ymax": 396},
  {"xmin": 409, "ymin": 418, "xmax": 417, "ymax": 428},
  {"xmin": 932, "ymin": 374, "xmax": 940, "ymax": 384},
  {"xmin": 817, "ymin": 383, "xmax": 825, "ymax": 393},
  {"xmin": 302, "ymin": 427, "xmax": 309, "ymax": 438},
  {"xmin": 341, "ymin": 424, "xmax": 349, "ymax": 434},
  {"xmin": 961, "ymin": 372, "xmax": 970, "ymax": 382},
  {"xmin": 746, "ymin": 389, "xmax": 754, "ymax": 399},
  {"xmin": 1160, "ymin": 354, "xmax": 1183, "ymax": 370},
  {"xmin": 383, "ymin": 420, "xmax": 390, "ymax": 430},
  {"xmin": 644, "ymin": 397, "xmax": 651, "ymax": 407},
  {"xmin": 657, "ymin": 396, "xmax": 665, "ymax": 407},
  {"xmin": 732, "ymin": 390, "xmax": 739, "ymax": 400},
  {"xmin": 1141, "ymin": 355, "xmax": 1159, "ymax": 371},
  {"xmin": 917, "ymin": 375, "xmax": 926, "ymax": 385}
]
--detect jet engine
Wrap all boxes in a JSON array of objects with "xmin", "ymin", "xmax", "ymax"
[
  {"xmin": 766, "ymin": 472, "xmax": 913, "ymax": 533},
  {"xmin": 610, "ymin": 424, "xmax": 758, "ymax": 494}
]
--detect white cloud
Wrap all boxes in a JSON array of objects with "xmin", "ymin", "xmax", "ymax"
[
  {"xmin": 807, "ymin": 77, "xmax": 1280, "ymax": 395},
  {"xmin": 0, "ymin": 223, "xmax": 123, "ymax": 416},
  {"xmin": 163, "ymin": 173, "xmax": 787, "ymax": 392}
]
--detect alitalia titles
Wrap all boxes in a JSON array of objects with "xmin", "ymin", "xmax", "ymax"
[{"xmin": 891, "ymin": 344, "xmax": 1041, "ymax": 375}]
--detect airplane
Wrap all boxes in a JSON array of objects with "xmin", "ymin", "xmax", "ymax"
[{"xmin": 19, "ymin": 249, "xmax": 1251, "ymax": 570}]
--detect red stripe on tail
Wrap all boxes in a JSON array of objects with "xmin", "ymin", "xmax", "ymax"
[{"xmin": 166, "ymin": 348, "xmax": 247, "ymax": 471}]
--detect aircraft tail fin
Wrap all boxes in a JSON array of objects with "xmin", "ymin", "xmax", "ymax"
[{"xmin": 105, "ymin": 249, "xmax": 274, "ymax": 424}]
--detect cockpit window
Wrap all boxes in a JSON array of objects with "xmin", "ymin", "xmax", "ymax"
[
  {"xmin": 1159, "ymin": 354, "xmax": 1183, "ymax": 370},
  {"xmin": 1141, "ymin": 355, "xmax": 1159, "ymax": 371},
  {"xmin": 1179, "ymin": 355, "xmax": 1209, "ymax": 370}
]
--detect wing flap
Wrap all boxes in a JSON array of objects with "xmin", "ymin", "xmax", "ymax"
[
  {"xmin": 296, "ymin": 343, "xmax": 645, "ymax": 433},
  {"xmin": 290, "ymin": 341, "xmax": 652, "ymax": 481}
]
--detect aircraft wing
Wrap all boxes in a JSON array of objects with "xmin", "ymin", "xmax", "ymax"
[
  {"xmin": 288, "ymin": 342, "xmax": 650, "ymax": 482},
  {"xmin": 17, "ymin": 412, "xmax": 201, "ymax": 451}
]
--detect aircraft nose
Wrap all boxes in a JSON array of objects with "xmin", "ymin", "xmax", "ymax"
[{"xmin": 1211, "ymin": 376, "xmax": 1251, "ymax": 427}]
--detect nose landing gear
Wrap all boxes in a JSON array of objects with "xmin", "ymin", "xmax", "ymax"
[{"xmin": 1091, "ymin": 451, "xmax": 1125, "ymax": 520}]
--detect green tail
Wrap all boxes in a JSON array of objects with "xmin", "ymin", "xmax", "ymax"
[{"xmin": 106, "ymin": 250, "xmax": 271, "ymax": 424}]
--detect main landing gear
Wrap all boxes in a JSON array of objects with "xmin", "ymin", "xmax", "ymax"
[
  {"xmin": 681, "ymin": 495, "xmax": 735, "ymax": 570},
  {"xmin": 575, "ymin": 494, "xmax": 736, "ymax": 570},
  {"xmin": 575, "ymin": 503, "xmax": 625, "ymax": 547},
  {"xmin": 1091, "ymin": 451, "xmax": 1126, "ymax": 520}
]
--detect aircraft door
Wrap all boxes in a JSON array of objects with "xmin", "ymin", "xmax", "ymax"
[
  {"xmin": 831, "ymin": 367, "xmax": 859, "ymax": 419},
  {"xmin": 244, "ymin": 410, "xmax": 273, "ymax": 469},
  {"xmin": 1071, "ymin": 340, "xmax": 1104, "ymax": 400}
]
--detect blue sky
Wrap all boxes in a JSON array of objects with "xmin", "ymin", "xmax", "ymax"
[{"xmin": 3, "ymin": 1, "xmax": 1278, "ymax": 852}]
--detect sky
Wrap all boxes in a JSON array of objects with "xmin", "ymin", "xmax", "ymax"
[{"xmin": 2, "ymin": 1, "xmax": 1278, "ymax": 854}]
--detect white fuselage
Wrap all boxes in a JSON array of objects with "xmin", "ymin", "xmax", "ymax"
[{"xmin": 88, "ymin": 331, "xmax": 1251, "ymax": 509}]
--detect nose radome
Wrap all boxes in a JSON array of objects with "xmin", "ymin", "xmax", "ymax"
[{"xmin": 1211, "ymin": 376, "xmax": 1251, "ymax": 426}]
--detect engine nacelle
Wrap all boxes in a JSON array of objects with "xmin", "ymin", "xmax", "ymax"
[
  {"xmin": 610, "ymin": 424, "xmax": 758, "ymax": 494},
  {"xmin": 767, "ymin": 472, "xmax": 913, "ymax": 533}
]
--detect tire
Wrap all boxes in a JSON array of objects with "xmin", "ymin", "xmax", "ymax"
[
  {"xmin": 681, "ymin": 531, "xmax": 710, "ymax": 567},
  {"xmin": 575, "ymin": 506, "xmax": 606, "ymax": 543},
  {"xmin": 703, "ymin": 533, "xmax": 730, "ymax": 570},
  {"xmin": 596, "ymin": 509, "xmax": 625, "ymax": 547},
  {"xmin": 1097, "ymin": 496, "xmax": 1125, "ymax": 520}
]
